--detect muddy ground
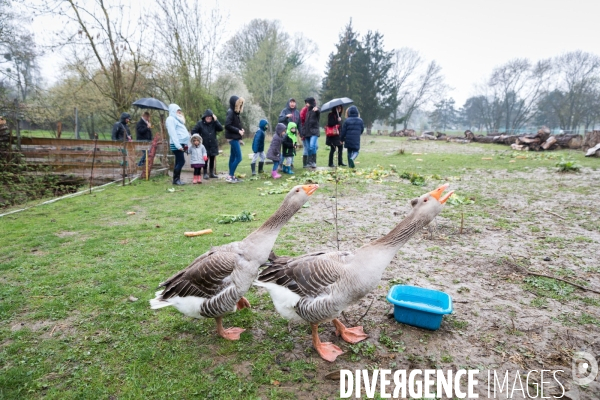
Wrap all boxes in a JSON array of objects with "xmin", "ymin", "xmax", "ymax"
[{"xmin": 249, "ymin": 146, "xmax": 600, "ymax": 399}]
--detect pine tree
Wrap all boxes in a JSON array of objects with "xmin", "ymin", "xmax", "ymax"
[
  {"xmin": 321, "ymin": 21, "xmax": 363, "ymax": 110},
  {"xmin": 321, "ymin": 21, "xmax": 394, "ymax": 133},
  {"xmin": 357, "ymin": 31, "xmax": 394, "ymax": 133}
]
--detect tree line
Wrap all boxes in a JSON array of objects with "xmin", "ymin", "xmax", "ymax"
[{"xmin": 1, "ymin": 0, "xmax": 599, "ymax": 137}]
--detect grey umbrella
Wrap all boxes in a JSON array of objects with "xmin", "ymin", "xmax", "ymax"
[
  {"xmin": 320, "ymin": 97, "xmax": 354, "ymax": 113},
  {"xmin": 132, "ymin": 98, "xmax": 169, "ymax": 111}
]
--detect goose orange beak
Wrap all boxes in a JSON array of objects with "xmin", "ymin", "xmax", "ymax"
[
  {"xmin": 429, "ymin": 183, "xmax": 454, "ymax": 204},
  {"xmin": 302, "ymin": 184, "xmax": 319, "ymax": 196}
]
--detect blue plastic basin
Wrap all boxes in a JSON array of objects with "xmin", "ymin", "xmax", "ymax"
[{"xmin": 386, "ymin": 285, "xmax": 453, "ymax": 330}]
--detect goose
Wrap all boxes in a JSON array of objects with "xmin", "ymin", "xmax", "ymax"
[
  {"xmin": 150, "ymin": 184, "xmax": 319, "ymax": 340},
  {"xmin": 255, "ymin": 183, "xmax": 453, "ymax": 361}
]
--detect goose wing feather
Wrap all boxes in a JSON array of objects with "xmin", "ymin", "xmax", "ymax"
[
  {"xmin": 259, "ymin": 251, "xmax": 346, "ymax": 297},
  {"xmin": 159, "ymin": 250, "xmax": 238, "ymax": 300}
]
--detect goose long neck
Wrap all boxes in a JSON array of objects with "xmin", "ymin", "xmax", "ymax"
[
  {"xmin": 371, "ymin": 211, "xmax": 425, "ymax": 250},
  {"xmin": 357, "ymin": 210, "xmax": 428, "ymax": 269},
  {"xmin": 244, "ymin": 199, "xmax": 301, "ymax": 246}
]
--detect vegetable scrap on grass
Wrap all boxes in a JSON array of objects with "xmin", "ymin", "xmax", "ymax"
[{"xmin": 215, "ymin": 210, "xmax": 255, "ymax": 224}]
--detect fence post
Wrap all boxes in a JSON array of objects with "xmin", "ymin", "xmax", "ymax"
[
  {"xmin": 14, "ymin": 98, "xmax": 21, "ymax": 151},
  {"xmin": 75, "ymin": 107, "xmax": 79, "ymax": 139}
]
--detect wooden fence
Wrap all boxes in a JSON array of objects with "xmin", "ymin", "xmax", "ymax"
[{"xmin": 19, "ymin": 137, "xmax": 170, "ymax": 180}]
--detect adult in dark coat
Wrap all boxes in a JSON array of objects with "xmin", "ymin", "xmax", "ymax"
[
  {"xmin": 135, "ymin": 111, "xmax": 152, "ymax": 167},
  {"xmin": 326, "ymin": 105, "xmax": 346, "ymax": 167},
  {"xmin": 224, "ymin": 95, "xmax": 245, "ymax": 183},
  {"xmin": 277, "ymin": 98, "xmax": 302, "ymax": 136},
  {"xmin": 303, "ymin": 97, "xmax": 320, "ymax": 168},
  {"xmin": 191, "ymin": 109, "xmax": 223, "ymax": 179},
  {"xmin": 340, "ymin": 106, "xmax": 364, "ymax": 168},
  {"xmin": 111, "ymin": 112, "xmax": 131, "ymax": 141}
]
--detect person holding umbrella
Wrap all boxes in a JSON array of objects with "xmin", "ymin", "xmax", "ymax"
[
  {"xmin": 166, "ymin": 104, "xmax": 190, "ymax": 185},
  {"xmin": 326, "ymin": 105, "xmax": 346, "ymax": 167},
  {"xmin": 136, "ymin": 111, "xmax": 152, "ymax": 167}
]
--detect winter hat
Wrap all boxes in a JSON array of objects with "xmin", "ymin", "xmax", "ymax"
[
  {"xmin": 305, "ymin": 97, "xmax": 316, "ymax": 107},
  {"xmin": 191, "ymin": 133, "xmax": 202, "ymax": 144},
  {"xmin": 275, "ymin": 123, "xmax": 286, "ymax": 136},
  {"xmin": 259, "ymin": 119, "xmax": 269, "ymax": 130}
]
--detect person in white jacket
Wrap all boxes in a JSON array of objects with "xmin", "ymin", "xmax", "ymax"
[
  {"xmin": 166, "ymin": 104, "xmax": 190, "ymax": 185},
  {"xmin": 188, "ymin": 134, "xmax": 208, "ymax": 184}
]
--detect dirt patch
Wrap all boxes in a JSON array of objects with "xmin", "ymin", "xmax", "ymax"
[
  {"xmin": 55, "ymin": 231, "xmax": 79, "ymax": 238},
  {"xmin": 266, "ymin": 166, "xmax": 600, "ymax": 398}
]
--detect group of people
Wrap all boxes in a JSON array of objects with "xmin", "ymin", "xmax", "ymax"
[{"xmin": 113, "ymin": 94, "xmax": 364, "ymax": 185}]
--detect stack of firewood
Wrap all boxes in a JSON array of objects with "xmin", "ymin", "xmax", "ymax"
[{"xmin": 465, "ymin": 128, "xmax": 582, "ymax": 151}]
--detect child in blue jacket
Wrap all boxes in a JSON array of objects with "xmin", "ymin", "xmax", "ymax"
[{"xmin": 251, "ymin": 119, "xmax": 268, "ymax": 175}]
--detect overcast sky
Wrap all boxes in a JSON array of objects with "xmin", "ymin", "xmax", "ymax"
[{"xmin": 36, "ymin": 0, "xmax": 600, "ymax": 107}]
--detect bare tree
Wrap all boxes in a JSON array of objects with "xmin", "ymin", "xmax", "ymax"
[
  {"xmin": 222, "ymin": 19, "xmax": 318, "ymax": 126},
  {"xmin": 388, "ymin": 47, "xmax": 421, "ymax": 131},
  {"xmin": 38, "ymin": 0, "xmax": 150, "ymax": 119},
  {"xmin": 400, "ymin": 60, "xmax": 446, "ymax": 130},
  {"xmin": 488, "ymin": 58, "xmax": 550, "ymax": 132},
  {"xmin": 152, "ymin": 0, "xmax": 226, "ymax": 121},
  {"xmin": 548, "ymin": 51, "xmax": 600, "ymax": 132}
]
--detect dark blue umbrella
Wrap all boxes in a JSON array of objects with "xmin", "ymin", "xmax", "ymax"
[
  {"xmin": 320, "ymin": 97, "xmax": 354, "ymax": 113},
  {"xmin": 132, "ymin": 98, "xmax": 169, "ymax": 111}
]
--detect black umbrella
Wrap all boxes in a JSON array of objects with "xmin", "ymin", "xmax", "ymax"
[
  {"xmin": 320, "ymin": 97, "xmax": 354, "ymax": 113},
  {"xmin": 132, "ymin": 98, "xmax": 169, "ymax": 111}
]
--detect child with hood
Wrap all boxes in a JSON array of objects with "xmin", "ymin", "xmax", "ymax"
[
  {"xmin": 166, "ymin": 104, "xmax": 190, "ymax": 185},
  {"xmin": 266, "ymin": 123, "xmax": 286, "ymax": 179},
  {"xmin": 191, "ymin": 109, "xmax": 223, "ymax": 179},
  {"xmin": 281, "ymin": 122, "xmax": 298, "ymax": 175},
  {"xmin": 188, "ymin": 134, "xmax": 208, "ymax": 184},
  {"xmin": 224, "ymin": 95, "xmax": 245, "ymax": 183},
  {"xmin": 251, "ymin": 119, "xmax": 268, "ymax": 175},
  {"xmin": 340, "ymin": 105, "xmax": 364, "ymax": 168}
]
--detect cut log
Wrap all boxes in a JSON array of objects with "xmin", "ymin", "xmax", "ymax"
[
  {"xmin": 582, "ymin": 130, "xmax": 600, "ymax": 151},
  {"xmin": 541, "ymin": 136, "xmax": 557, "ymax": 150},
  {"xmin": 518, "ymin": 136, "xmax": 541, "ymax": 144},
  {"xmin": 554, "ymin": 134, "xmax": 582, "ymax": 149},
  {"xmin": 464, "ymin": 130, "xmax": 474, "ymax": 140}
]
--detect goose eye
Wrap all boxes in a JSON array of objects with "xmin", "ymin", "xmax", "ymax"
[
  {"xmin": 295, "ymin": 189, "xmax": 300, "ymax": 192},
  {"xmin": 424, "ymin": 198, "xmax": 428, "ymax": 202}
]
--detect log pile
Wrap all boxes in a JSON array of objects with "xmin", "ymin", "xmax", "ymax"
[
  {"xmin": 466, "ymin": 128, "xmax": 583, "ymax": 151},
  {"xmin": 390, "ymin": 129, "xmax": 416, "ymax": 137}
]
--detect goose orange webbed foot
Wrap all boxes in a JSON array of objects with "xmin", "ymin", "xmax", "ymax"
[
  {"xmin": 216, "ymin": 317, "xmax": 245, "ymax": 340},
  {"xmin": 236, "ymin": 297, "xmax": 251, "ymax": 310},
  {"xmin": 333, "ymin": 318, "xmax": 368, "ymax": 344},
  {"xmin": 315, "ymin": 341, "xmax": 344, "ymax": 362},
  {"xmin": 311, "ymin": 323, "xmax": 345, "ymax": 362}
]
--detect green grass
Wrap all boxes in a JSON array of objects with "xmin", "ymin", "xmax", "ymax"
[{"xmin": 1, "ymin": 135, "xmax": 598, "ymax": 398}]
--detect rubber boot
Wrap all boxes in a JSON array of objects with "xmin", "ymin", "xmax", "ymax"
[
  {"xmin": 203, "ymin": 167, "xmax": 209, "ymax": 180},
  {"xmin": 288, "ymin": 164, "xmax": 294, "ymax": 174},
  {"xmin": 271, "ymin": 170, "xmax": 281, "ymax": 179},
  {"xmin": 309, "ymin": 154, "xmax": 317, "ymax": 168},
  {"xmin": 348, "ymin": 156, "xmax": 355, "ymax": 169},
  {"xmin": 209, "ymin": 166, "xmax": 218, "ymax": 179},
  {"xmin": 174, "ymin": 170, "xmax": 185, "ymax": 185},
  {"xmin": 328, "ymin": 150, "xmax": 335, "ymax": 167},
  {"xmin": 258, "ymin": 162, "xmax": 264, "ymax": 174},
  {"xmin": 302, "ymin": 155, "xmax": 308, "ymax": 168},
  {"xmin": 192, "ymin": 175, "xmax": 197, "ymax": 184},
  {"xmin": 338, "ymin": 148, "xmax": 347, "ymax": 166},
  {"xmin": 198, "ymin": 175, "xmax": 202, "ymax": 184},
  {"xmin": 251, "ymin": 163, "xmax": 256, "ymax": 176}
]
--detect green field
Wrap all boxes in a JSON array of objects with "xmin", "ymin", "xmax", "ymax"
[{"xmin": 1, "ymin": 136, "xmax": 598, "ymax": 399}]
